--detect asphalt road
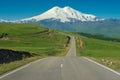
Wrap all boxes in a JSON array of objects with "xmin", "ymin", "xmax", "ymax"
[{"xmin": 0, "ymin": 36, "xmax": 120, "ymax": 80}]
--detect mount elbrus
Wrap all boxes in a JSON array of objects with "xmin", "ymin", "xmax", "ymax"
[{"xmin": 0, "ymin": 6, "xmax": 120, "ymax": 36}]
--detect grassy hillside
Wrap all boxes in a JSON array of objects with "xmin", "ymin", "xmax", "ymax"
[
  {"xmin": 75, "ymin": 33, "xmax": 120, "ymax": 70},
  {"xmin": 0, "ymin": 24, "xmax": 69, "ymax": 74},
  {"xmin": 0, "ymin": 24, "xmax": 69, "ymax": 56}
]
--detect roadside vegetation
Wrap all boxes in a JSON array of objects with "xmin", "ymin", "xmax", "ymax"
[
  {"xmin": 75, "ymin": 33, "xmax": 120, "ymax": 71},
  {"xmin": 0, "ymin": 24, "xmax": 70, "ymax": 75},
  {"xmin": 78, "ymin": 32, "xmax": 120, "ymax": 42},
  {"xmin": 0, "ymin": 56, "xmax": 42, "ymax": 75}
]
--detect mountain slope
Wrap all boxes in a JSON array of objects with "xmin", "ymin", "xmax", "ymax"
[
  {"xmin": 39, "ymin": 19, "xmax": 120, "ymax": 37},
  {"xmin": 20, "ymin": 6, "xmax": 99, "ymax": 22}
]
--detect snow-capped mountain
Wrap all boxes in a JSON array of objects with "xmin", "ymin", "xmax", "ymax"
[
  {"xmin": 0, "ymin": 19, "xmax": 17, "ymax": 23},
  {"xmin": 0, "ymin": 19, "xmax": 9, "ymax": 23},
  {"xmin": 1, "ymin": 6, "xmax": 120, "ymax": 36},
  {"xmin": 20, "ymin": 6, "xmax": 99, "ymax": 23}
]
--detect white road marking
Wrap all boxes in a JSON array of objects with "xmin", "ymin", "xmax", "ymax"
[
  {"xmin": 66, "ymin": 48, "xmax": 71, "ymax": 56},
  {"xmin": 31, "ymin": 57, "xmax": 46, "ymax": 64},
  {"xmin": 0, "ymin": 64, "xmax": 30, "ymax": 79},
  {"xmin": 83, "ymin": 57, "xmax": 120, "ymax": 76},
  {"xmin": 0, "ymin": 58, "xmax": 47, "ymax": 79},
  {"xmin": 61, "ymin": 64, "xmax": 63, "ymax": 68}
]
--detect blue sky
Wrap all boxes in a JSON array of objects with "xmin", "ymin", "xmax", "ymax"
[{"xmin": 0, "ymin": 0, "xmax": 120, "ymax": 20}]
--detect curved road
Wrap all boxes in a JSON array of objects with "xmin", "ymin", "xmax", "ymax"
[{"xmin": 0, "ymin": 36, "xmax": 120, "ymax": 80}]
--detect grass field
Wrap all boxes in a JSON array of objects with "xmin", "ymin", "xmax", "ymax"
[
  {"xmin": 75, "ymin": 33, "xmax": 120, "ymax": 71},
  {"xmin": 0, "ymin": 56, "xmax": 42, "ymax": 75},
  {"xmin": 0, "ymin": 24, "xmax": 69, "ymax": 74},
  {"xmin": 0, "ymin": 24, "xmax": 69, "ymax": 56}
]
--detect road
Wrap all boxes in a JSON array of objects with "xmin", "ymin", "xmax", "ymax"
[{"xmin": 0, "ymin": 36, "xmax": 120, "ymax": 80}]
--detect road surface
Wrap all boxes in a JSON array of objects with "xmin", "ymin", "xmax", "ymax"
[{"xmin": 0, "ymin": 36, "xmax": 120, "ymax": 80}]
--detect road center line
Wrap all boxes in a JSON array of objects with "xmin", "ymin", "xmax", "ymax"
[{"xmin": 61, "ymin": 64, "xmax": 63, "ymax": 68}]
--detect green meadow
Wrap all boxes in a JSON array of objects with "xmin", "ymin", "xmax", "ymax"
[
  {"xmin": 0, "ymin": 24, "xmax": 69, "ymax": 74},
  {"xmin": 0, "ymin": 24, "xmax": 69, "ymax": 56},
  {"xmin": 75, "ymin": 33, "xmax": 120, "ymax": 70}
]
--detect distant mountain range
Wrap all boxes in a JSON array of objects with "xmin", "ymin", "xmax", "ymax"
[{"xmin": 0, "ymin": 6, "xmax": 120, "ymax": 37}]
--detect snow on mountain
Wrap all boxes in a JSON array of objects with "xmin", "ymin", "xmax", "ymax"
[
  {"xmin": 0, "ymin": 19, "xmax": 9, "ymax": 23},
  {"xmin": 21, "ymin": 6, "xmax": 99, "ymax": 22},
  {"xmin": 0, "ymin": 19, "xmax": 17, "ymax": 23}
]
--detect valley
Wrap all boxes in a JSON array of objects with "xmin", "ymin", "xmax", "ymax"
[
  {"xmin": 0, "ymin": 31, "xmax": 120, "ymax": 80},
  {"xmin": 0, "ymin": 0, "xmax": 120, "ymax": 79}
]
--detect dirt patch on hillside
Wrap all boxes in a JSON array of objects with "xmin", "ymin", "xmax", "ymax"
[
  {"xmin": 80, "ymin": 38, "xmax": 84, "ymax": 48},
  {"xmin": 1, "ymin": 37, "xmax": 9, "ymax": 41}
]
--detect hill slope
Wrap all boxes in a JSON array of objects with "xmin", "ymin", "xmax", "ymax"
[
  {"xmin": 0, "ymin": 24, "xmax": 70, "ymax": 75},
  {"xmin": 0, "ymin": 24, "xmax": 69, "ymax": 56},
  {"xmin": 75, "ymin": 33, "xmax": 120, "ymax": 70}
]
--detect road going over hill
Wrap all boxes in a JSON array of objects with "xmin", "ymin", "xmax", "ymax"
[{"xmin": 0, "ymin": 36, "xmax": 120, "ymax": 80}]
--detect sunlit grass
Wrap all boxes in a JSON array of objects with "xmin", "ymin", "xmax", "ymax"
[
  {"xmin": 0, "ymin": 24, "xmax": 69, "ymax": 75},
  {"xmin": 75, "ymin": 33, "xmax": 120, "ymax": 70}
]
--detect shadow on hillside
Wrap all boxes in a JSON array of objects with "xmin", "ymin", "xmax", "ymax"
[{"xmin": 0, "ymin": 49, "xmax": 34, "ymax": 64}]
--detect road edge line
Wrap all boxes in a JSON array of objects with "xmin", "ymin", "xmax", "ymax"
[
  {"xmin": 83, "ymin": 57, "xmax": 120, "ymax": 76},
  {"xmin": 0, "ymin": 58, "xmax": 47, "ymax": 79}
]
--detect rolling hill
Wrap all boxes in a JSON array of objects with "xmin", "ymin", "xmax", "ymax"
[
  {"xmin": 75, "ymin": 33, "xmax": 120, "ymax": 70},
  {"xmin": 0, "ymin": 24, "xmax": 70, "ymax": 74},
  {"xmin": 0, "ymin": 24, "xmax": 69, "ymax": 56}
]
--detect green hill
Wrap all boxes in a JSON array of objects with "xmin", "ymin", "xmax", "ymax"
[
  {"xmin": 0, "ymin": 24, "xmax": 69, "ymax": 56},
  {"xmin": 0, "ymin": 24, "xmax": 70, "ymax": 74},
  {"xmin": 75, "ymin": 33, "xmax": 120, "ymax": 70}
]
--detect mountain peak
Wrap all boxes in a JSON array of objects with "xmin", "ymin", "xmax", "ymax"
[
  {"xmin": 51, "ymin": 6, "xmax": 61, "ymax": 10},
  {"xmin": 52, "ymin": 6, "xmax": 73, "ymax": 9},
  {"xmin": 21, "ymin": 6, "xmax": 99, "ymax": 22},
  {"xmin": 63, "ymin": 6, "xmax": 72, "ymax": 9}
]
